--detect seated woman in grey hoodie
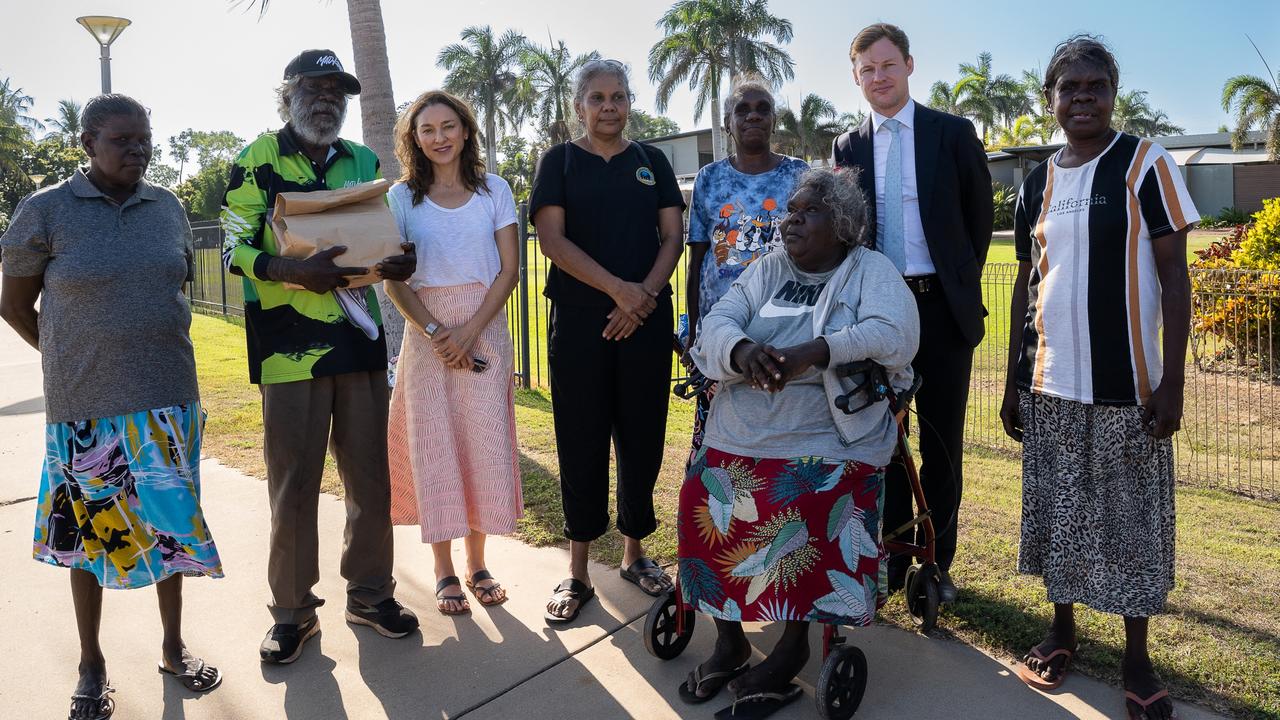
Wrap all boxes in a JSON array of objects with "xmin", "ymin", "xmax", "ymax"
[{"xmin": 678, "ymin": 168, "xmax": 920, "ymax": 712}]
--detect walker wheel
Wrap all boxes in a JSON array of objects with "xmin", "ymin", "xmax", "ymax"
[
  {"xmin": 904, "ymin": 563, "xmax": 940, "ymax": 631},
  {"xmin": 815, "ymin": 644, "xmax": 868, "ymax": 719},
  {"xmin": 643, "ymin": 591, "xmax": 694, "ymax": 660}
]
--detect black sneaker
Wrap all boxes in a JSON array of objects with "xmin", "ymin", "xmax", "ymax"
[
  {"xmin": 938, "ymin": 569, "xmax": 959, "ymax": 604},
  {"xmin": 260, "ymin": 615, "xmax": 320, "ymax": 664},
  {"xmin": 345, "ymin": 598, "xmax": 419, "ymax": 638}
]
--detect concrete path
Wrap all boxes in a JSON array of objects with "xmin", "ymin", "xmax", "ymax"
[{"xmin": 0, "ymin": 326, "xmax": 1227, "ymax": 720}]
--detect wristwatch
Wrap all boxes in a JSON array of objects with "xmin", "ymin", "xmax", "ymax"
[{"xmin": 423, "ymin": 322, "xmax": 440, "ymax": 338}]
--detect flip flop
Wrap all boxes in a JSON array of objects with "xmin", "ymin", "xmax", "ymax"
[
  {"xmin": 544, "ymin": 577, "xmax": 595, "ymax": 625},
  {"xmin": 435, "ymin": 575, "xmax": 471, "ymax": 616},
  {"xmin": 620, "ymin": 557, "xmax": 673, "ymax": 597},
  {"xmin": 1126, "ymin": 688, "xmax": 1178, "ymax": 719},
  {"xmin": 157, "ymin": 658, "xmax": 222, "ymax": 692},
  {"xmin": 465, "ymin": 569, "xmax": 508, "ymax": 607},
  {"xmin": 68, "ymin": 682, "xmax": 115, "ymax": 720},
  {"xmin": 1016, "ymin": 645, "xmax": 1075, "ymax": 691},
  {"xmin": 714, "ymin": 683, "xmax": 803, "ymax": 720},
  {"xmin": 679, "ymin": 661, "xmax": 750, "ymax": 704}
]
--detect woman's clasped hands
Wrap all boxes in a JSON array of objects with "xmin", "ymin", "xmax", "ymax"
[
  {"xmin": 603, "ymin": 279, "xmax": 659, "ymax": 340},
  {"xmin": 730, "ymin": 339, "xmax": 828, "ymax": 392},
  {"xmin": 430, "ymin": 322, "xmax": 481, "ymax": 370}
]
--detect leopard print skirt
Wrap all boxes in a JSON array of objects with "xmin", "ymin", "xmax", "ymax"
[{"xmin": 1016, "ymin": 391, "xmax": 1176, "ymax": 617}]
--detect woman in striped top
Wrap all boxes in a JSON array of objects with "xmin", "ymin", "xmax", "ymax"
[{"xmin": 1000, "ymin": 36, "xmax": 1195, "ymax": 720}]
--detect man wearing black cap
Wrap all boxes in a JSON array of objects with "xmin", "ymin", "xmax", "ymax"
[{"xmin": 221, "ymin": 49, "xmax": 419, "ymax": 664}]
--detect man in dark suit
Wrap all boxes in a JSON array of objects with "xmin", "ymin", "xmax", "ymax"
[{"xmin": 833, "ymin": 23, "xmax": 993, "ymax": 603}]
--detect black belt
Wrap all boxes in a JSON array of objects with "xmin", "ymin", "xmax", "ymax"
[{"xmin": 904, "ymin": 274, "xmax": 939, "ymax": 294}]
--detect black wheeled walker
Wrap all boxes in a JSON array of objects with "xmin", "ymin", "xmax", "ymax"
[{"xmin": 647, "ymin": 360, "xmax": 936, "ymax": 719}]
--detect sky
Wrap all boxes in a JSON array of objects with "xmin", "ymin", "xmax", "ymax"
[{"xmin": 2, "ymin": 0, "xmax": 1278, "ymax": 170}]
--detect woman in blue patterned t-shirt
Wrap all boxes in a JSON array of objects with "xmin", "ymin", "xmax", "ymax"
[{"xmin": 682, "ymin": 76, "xmax": 810, "ymax": 464}]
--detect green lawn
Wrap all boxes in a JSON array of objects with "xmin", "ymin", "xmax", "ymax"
[
  {"xmin": 193, "ymin": 312, "xmax": 1279, "ymax": 719},
  {"xmin": 983, "ymin": 228, "xmax": 1223, "ymax": 265}
]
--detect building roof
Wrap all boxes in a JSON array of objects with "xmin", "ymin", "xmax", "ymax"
[
  {"xmin": 994, "ymin": 129, "xmax": 1272, "ymax": 166},
  {"xmin": 641, "ymin": 128, "xmax": 710, "ymax": 143}
]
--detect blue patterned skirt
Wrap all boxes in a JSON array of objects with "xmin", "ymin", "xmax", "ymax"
[{"xmin": 32, "ymin": 403, "xmax": 224, "ymax": 589}]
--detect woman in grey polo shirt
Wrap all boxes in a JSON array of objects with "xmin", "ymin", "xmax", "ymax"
[{"xmin": 1, "ymin": 95, "xmax": 223, "ymax": 719}]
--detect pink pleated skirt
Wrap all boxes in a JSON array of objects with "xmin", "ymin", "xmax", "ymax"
[{"xmin": 388, "ymin": 283, "xmax": 523, "ymax": 543}]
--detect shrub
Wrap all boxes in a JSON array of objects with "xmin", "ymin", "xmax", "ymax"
[
  {"xmin": 1190, "ymin": 200, "xmax": 1280, "ymax": 376},
  {"xmin": 1200, "ymin": 206, "xmax": 1251, "ymax": 229},
  {"xmin": 1236, "ymin": 198, "xmax": 1280, "ymax": 270},
  {"xmin": 992, "ymin": 183, "xmax": 1016, "ymax": 230}
]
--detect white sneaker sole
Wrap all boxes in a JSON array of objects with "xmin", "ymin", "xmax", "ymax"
[{"xmin": 344, "ymin": 610, "xmax": 413, "ymax": 639}]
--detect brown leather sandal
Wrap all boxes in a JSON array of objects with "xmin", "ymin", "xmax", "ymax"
[{"xmin": 465, "ymin": 569, "xmax": 507, "ymax": 607}]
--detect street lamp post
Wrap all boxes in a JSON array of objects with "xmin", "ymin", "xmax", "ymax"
[{"xmin": 76, "ymin": 16, "xmax": 131, "ymax": 94}]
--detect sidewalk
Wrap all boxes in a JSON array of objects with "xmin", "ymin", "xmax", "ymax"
[{"xmin": 0, "ymin": 328, "xmax": 1228, "ymax": 719}]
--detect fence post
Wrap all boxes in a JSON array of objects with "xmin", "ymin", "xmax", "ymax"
[
  {"xmin": 518, "ymin": 203, "xmax": 531, "ymax": 390},
  {"xmin": 218, "ymin": 226, "xmax": 228, "ymax": 316}
]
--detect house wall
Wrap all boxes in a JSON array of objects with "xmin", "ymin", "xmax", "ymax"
[
  {"xmin": 988, "ymin": 157, "xmax": 1017, "ymax": 189},
  {"xmin": 1234, "ymin": 164, "xmax": 1280, "ymax": 214},
  {"xmin": 1187, "ymin": 165, "xmax": 1235, "ymax": 217},
  {"xmin": 645, "ymin": 135, "xmax": 703, "ymax": 177}
]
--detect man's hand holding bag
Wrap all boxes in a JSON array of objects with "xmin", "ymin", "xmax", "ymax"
[{"xmin": 269, "ymin": 178, "xmax": 415, "ymax": 292}]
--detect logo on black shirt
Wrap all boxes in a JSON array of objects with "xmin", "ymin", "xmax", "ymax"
[{"xmin": 636, "ymin": 166, "xmax": 656, "ymax": 186}]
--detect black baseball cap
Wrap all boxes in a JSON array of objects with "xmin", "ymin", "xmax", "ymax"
[{"xmin": 283, "ymin": 49, "xmax": 361, "ymax": 95}]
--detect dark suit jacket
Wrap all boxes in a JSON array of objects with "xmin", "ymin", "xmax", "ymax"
[{"xmin": 832, "ymin": 103, "xmax": 994, "ymax": 347}]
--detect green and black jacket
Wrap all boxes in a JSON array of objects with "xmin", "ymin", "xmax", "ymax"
[{"xmin": 220, "ymin": 124, "xmax": 387, "ymax": 385}]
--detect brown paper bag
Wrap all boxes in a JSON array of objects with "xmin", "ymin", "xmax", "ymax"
[{"xmin": 271, "ymin": 178, "xmax": 402, "ymax": 289}]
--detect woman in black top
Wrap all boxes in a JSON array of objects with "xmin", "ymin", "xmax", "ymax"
[{"xmin": 530, "ymin": 59, "xmax": 685, "ymax": 624}]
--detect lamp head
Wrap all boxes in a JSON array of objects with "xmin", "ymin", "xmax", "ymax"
[{"xmin": 76, "ymin": 16, "xmax": 131, "ymax": 46}]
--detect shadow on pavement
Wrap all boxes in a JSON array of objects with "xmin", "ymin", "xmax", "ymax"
[
  {"xmin": 0, "ymin": 395, "xmax": 43, "ymax": 416},
  {"xmin": 257, "ymin": 635, "xmax": 349, "ymax": 720}
]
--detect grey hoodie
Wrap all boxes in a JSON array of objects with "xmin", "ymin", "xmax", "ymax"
[{"xmin": 691, "ymin": 246, "xmax": 920, "ymax": 466}]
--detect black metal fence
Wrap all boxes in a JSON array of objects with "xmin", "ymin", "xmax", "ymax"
[{"xmin": 188, "ymin": 219, "xmax": 1280, "ymax": 500}]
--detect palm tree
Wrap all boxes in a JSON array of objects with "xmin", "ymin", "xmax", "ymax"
[
  {"xmin": 0, "ymin": 78, "xmax": 41, "ymax": 134},
  {"xmin": 649, "ymin": 0, "xmax": 794, "ymax": 160},
  {"xmin": 438, "ymin": 26, "xmax": 529, "ymax": 173},
  {"xmin": 1221, "ymin": 39, "xmax": 1280, "ymax": 162},
  {"xmin": 953, "ymin": 52, "xmax": 1022, "ymax": 143},
  {"xmin": 927, "ymin": 80, "xmax": 962, "ymax": 115},
  {"xmin": 1113, "ymin": 90, "xmax": 1185, "ymax": 137},
  {"xmin": 238, "ymin": 1, "xmax": 400, "ymax": 178},
  {"xmin": 1019, "ymin": 68, "xmax": 1057, "ymax": 145},
  {"xmin": 43, "ymin": 99, "xmax": 82, "ymax": 144},
  {"xmin": 837, "ymin": 110, "xmax": 866, "ymax": 132},
  {"xmin": 522, "ymin": 37, "xmax": 599, "ymax": 146},
  {"xmin": 775, "ymin": 93, "xmax": 841, "ymax": 162},
  {"xmin": 0, "ymin": 78, "xmax": 37, "ymax": 175},
  {"xmin": 991, "ymin": 115, "xmax": 1040, "ymax": 147}
]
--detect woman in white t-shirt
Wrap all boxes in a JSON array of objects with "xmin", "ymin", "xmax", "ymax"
[
  {"xmin": 1001, "ymin": 37, "xmax": 1194, "ymax": 720},
  {"xmin": 384, "ymin": 90, "xmax": 522, "ymax": 616}
]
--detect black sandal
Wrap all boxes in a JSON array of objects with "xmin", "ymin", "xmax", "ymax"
[
  {"xmin": 435, "ymin": 575, "xmax": 471, "ymax": 616},
  {"xmin": 158, "ymin": 657, "xmax": 222, "ymax": 692},
  {"xmin": 620, "ymin": 557, "xmax": 673, "ymax": 596},
  {"xmin": 543, "ymin": 578, "xmax": 595, "ymax": 625},
  {"xmin": 68, "ymin": 683, "xmax": 115, "ymax": 720},
  {"xmin": 714, "ymin": 683, "xmax": 803, "ymax": 720},
  {"xmin": 465, "ymin": 569, "xmax": 507, "ymax": 607},
  {"xmin": 679, "ymin": 661, "xmax": 750, "ymax": 704}
]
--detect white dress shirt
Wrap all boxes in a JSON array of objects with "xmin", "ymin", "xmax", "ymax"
[{"xmin": 871, "ymin": 98, "xmax": 934, "ymax": 276}]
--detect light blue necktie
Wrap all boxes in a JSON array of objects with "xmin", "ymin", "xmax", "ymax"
[{"xmin": 880, "ymin": 118, "xmax": 907, "ymax": 274}]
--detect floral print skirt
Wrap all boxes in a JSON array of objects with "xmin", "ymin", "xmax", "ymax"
[
  {"xmin": 32, "ymin": 403, "xmax": 224, "ymax": 589},
  {"xmin": 677, "ymin": 445, "xmax": 886, "ymax": 625}
]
